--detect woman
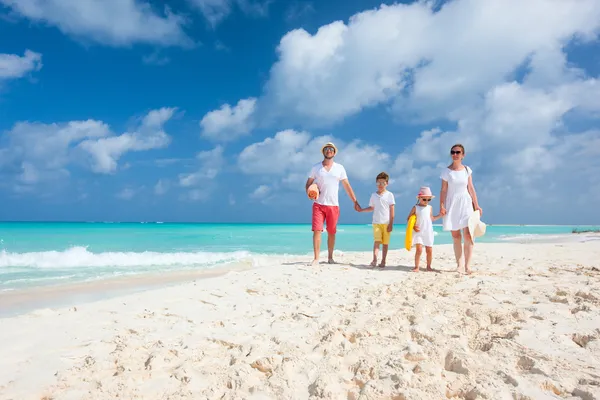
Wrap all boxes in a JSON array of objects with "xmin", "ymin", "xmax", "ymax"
[{"xmin": 439, "ymin": 144, "xmax": 482, "ymax": 275}]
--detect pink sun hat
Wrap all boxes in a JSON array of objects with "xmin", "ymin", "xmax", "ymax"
[{"xmin": 416, "ymin": 186, "xmax": 435, "ymax": 199}]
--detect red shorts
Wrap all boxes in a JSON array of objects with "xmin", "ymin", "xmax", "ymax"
[{"xmin": 312, "ymin": 203, "xmax": 340, "ymax": 234}]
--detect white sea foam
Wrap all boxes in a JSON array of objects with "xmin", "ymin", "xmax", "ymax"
[
  {"xmin": 498, "ymin": 233, "xmax": 600, "ymax": 243},
  {"xmin": 0, "ymin": 246, "xmax": 255, "ymax": 269}
]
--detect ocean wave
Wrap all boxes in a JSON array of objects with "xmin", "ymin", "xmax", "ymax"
[
  {"xmin": 0, "ymin": 246, "xmax": 253, "ymax": 269},
  {"xmin": 497, "ymin": 233, "xmax": 600, "ymax": 243},
  {"xmin": 498, "ymin": 233, "xmax": 566, "ymax": 242}
]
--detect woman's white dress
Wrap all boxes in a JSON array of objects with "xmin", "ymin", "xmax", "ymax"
[
  {"xmin": 412, "ymin": 204, "xmax": 434, "ymax": 247},
  {"xmin": 441, "ymin": 166, "xmax": 474, "ymax": 231}
]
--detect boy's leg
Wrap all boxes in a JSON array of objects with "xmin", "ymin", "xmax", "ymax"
[
  {"xmin": 379, "ymin": 228, "xmax": 390, "ymax": 267},
  {"xmin": 412, "ymin": 244, "xmax": 423, "ymax": 272},
  {"xmin": 371, "ymin": 225, "xmax": 382, "ymax": 266},
  {"xmin": 380, "ymin": 244, "xmax": 388, "ymax": 267},
  {"xmin": 425, "ymin": 246, "xmax": 433, "ymax": 271},
  {"xmin": 311, "ymin": 204, "xmax": 325, "ymax": 265},
  {"xmin": 371, "ymin": 241, "xmax": 380, "ymax": 266}
]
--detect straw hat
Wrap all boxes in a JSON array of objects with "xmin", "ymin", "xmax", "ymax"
[
  {"xmin": 321, "ymin": 142, "xmax": 338, "ymax": 155},
  {"xmin": 468, "ymin": 210, "xmax": 487, "ymax": 242},
  {"xmin": 416, "ymin": 186, "xmax": 435, "ymax": 199}
]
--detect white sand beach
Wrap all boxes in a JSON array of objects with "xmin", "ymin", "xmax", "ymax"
[{"xmin": 1, "ymin": 241, "xmax": 599, "ymax": 400}]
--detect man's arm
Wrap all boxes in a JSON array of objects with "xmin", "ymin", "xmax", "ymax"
[
  {"xmin": 341, "ymin": 179, "xmax": 358, "ymax": 204},
  {"xmin": 305, "ymin": 177, "xmax": 315, "ymax": 193}
]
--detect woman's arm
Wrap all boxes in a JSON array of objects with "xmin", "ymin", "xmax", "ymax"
[
  {"xmin": 467, "ymin": 175, "xmax": 482, "ymax": 214},
  {"xmin": 440, "ymin": 179, "xmax": 448, "ymax": 215}
]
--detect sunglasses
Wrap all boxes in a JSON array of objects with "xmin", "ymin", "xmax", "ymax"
[
  {"xmin": 376, "ymin": 181, "xmax": 387, "ymax": 185},
  {"xmin": 323, "ymin": 147, "xmax": 335, "ymax": 152},
  {"xmin": 451, "ymin": 150, "xmax": 462, "ymax": 155},
  {"xmin": 420, "ymin": 198, "xmax": 432, "ymax": 202}
]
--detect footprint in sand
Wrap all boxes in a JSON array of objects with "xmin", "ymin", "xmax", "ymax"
[{"xmin": 572, "ymin": 333, "xmax": 596, "ymax": 348}]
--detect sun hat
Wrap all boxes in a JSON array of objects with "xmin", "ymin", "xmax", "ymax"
[
  {"xmin": 416, "ymin": 186, "xmax": 435, "ymax": 199},
  {"xmin": 468, "ymin": 210, "xmax": 487, "ymax": 243},
  {"xmin": 321, "ymin": 142, "xmax": 338, "ymax": 155}
]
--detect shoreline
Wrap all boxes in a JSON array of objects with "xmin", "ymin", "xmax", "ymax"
[
  {"xmin": 2, "ymin": 234, "xmax": 600, "ymax": 318},
  {"xmin": 0, "ymin": 241, "xmax": 598, "ymax": 399},
  {"xmin": 0, "ymin": 263, "xmax": 255, "ymax": 318}
]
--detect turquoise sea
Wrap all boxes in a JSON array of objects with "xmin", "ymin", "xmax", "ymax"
[{"xmin": 1, "ymin": 222, "xmax": 598, "ymax": 291}]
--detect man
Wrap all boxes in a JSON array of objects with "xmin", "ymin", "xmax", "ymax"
[{"xmin": 305, "ymin": 142, "xmax": 360, "ymax": 265}]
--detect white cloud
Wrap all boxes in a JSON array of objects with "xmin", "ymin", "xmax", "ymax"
[
  {"xmin": 0, "ymin": 0, "xmax": 192, "ymax": 47},
  {"xmin": 250, "ymin": 184, "xmax": 270, "ymax": 199},
  {"xmin": 154, "ymin": 179, "xmax": 169, "ymax": 195},
  {"xmin": 187, "ymin": 0, "xmax": 271, "ymax": 27},
  {"xmin": 0, "ymin": 120, "xmax": 111, "ymax": 185},
  {"xmin": 200, "ymin": 98, "xmax": 256, "ymax": 141},
  {"xmin": 388, "ymin": 77, "xmax": 600, "ymax": 204},
  {"xmin": 285, "ymin": 2, "xmax": 315, "ymax": 22},
  {"xmin": 0, "ymin": 108, "xmax": 176, "ymax": 191},
  {"xmin": 238, "ymin": 129, "xmax": 392, "ymax": 190},
  {"xmin": 116, "ymin": 187, "xmax": 137, "ymax": 200},
  {"xmin": 0, "ymin": 50, "xmax": 42, "ymax": 80},
  {"xmin": 187, "ymin": 0, "xmax": 231, "ymax": 27},
  {"xmin": 225, "ymin": 0, "xmax": 598, "ymax": 126},
  {"xmin": 229, "ymin": 0, "xmax": 600, "ymax": 221},
  {"xmin": 178, "ymin": 145, "xmax": 224, "ymax": 187},
  {"xmin": 78, "ymin": 107, "xmax": 176, "ymax": 174},
  {"xmin": 142, "ymin": 51, "xmax": 170, "ymax": 66}
]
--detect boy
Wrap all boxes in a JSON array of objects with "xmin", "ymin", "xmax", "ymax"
[{"xmin": 358, "ymin": 172, "xmax": 395, "ymax": 267}]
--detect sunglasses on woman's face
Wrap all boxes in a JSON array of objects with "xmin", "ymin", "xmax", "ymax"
[{"xmin": 451, "ymin": 150, "xmax": 462, "ymax": 155}]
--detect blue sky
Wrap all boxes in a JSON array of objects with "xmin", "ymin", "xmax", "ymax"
[{"xmin": 1, "ymin": 0, "xmax": 600, "ymax": 224}]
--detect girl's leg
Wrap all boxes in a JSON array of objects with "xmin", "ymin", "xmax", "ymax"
[
  {"xmin": 370, "ymin": 241, "xmax": 380, "ymax": 266},
  {"xmin": 451, "ymin": 230, "xmax": 463, "ymax": 271},
  {"xmin": 412, "ymin": 244, "xmax": 423, "ymax": 272},
  {"xmin": 380, "ymin": 244, "xmax": 388, "ymax": 267},
  {"xmin": 425, "ymin": 246, "xmax": 433, "ymax": 271},
  {"xmin": 463, "ymin": 228, "xmax": 473, "ymax": 274}
]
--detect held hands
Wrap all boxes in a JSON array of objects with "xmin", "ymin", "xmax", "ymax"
[
  {"xmin": 440, "ymin": 205, "xmax": 447, "ymax": 216},
  {"xmin": 354, "ymin": 201, "xmax": 361, "ymax": 212}
]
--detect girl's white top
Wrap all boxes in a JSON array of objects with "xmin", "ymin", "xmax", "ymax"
[
  {"xmin": 441, "ymin": 166, "xmax": 474, "ymax": 231},
  {"xmin": 412, "ymin": 204, "xmax": 434, "ymax": 247}
]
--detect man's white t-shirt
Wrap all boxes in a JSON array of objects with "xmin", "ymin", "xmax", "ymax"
[
  {"xmin": 369, "ymin": 191, "xmax": 395, "ymax": 224},
  {"xmin": 308, "ymin": 162, "xmax": 348, "ymax": 206}
]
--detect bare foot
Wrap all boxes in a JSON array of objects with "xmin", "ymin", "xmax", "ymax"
[
  {"xmin": 310, "ymin": 259, "xmax": 319, "ymax": 266},
  {"xmin": 369, "ymin": 259, "xmax": 377, "ymax": 267},
  {"xmin": 426, "ymin": 266, "xmax": 434, "ymax": 272},
  {"xmin": 328, "ymin": 259, "xmax": 336, "ymax": 264},
  {"xmin": 465, "ymin": 268, "xmax": 472, "ymax": 275},
  {"xmin": 378, "ymin": 261, "xmax": 386, "ymax": 268},
  {"xmin": 411, "ymin": 267, "xmax": 419, "ymax": 272}
]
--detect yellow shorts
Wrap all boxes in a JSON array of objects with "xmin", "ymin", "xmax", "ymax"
[{"xmin": 373, "ymin": 224, "xmax": 391, "ymax": 245}]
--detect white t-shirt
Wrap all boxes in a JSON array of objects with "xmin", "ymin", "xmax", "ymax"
[
  {"xmin": 369, "ymin": 191, "xmax": 395, "ymax": 224},
  {"xmin": 308, "ymin": 162, "xmax": 348, "ymax": 206}
]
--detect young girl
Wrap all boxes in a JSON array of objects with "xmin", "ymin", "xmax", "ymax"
[{"xmin": 407, "ymin": 186, "xmax": 442, "ymax": 272}]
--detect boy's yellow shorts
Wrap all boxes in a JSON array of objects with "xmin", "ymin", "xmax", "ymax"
[{"xmin": 373, "ymin": 224, "xmax": 391, "ymax": 245}]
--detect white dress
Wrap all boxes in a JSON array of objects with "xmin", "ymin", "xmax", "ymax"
[
  {"xmin": 412, "ymin": 204, "xmax": 434, "ymax": 247},
  {"xmin": 441, "ymin": 166, "xmax": 474, "ymax": 231}
]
